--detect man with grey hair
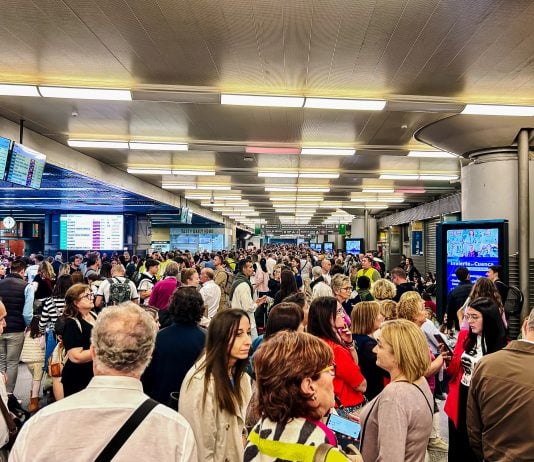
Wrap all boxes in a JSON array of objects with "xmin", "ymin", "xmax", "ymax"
[
  {"xmin": 199, "ymin": 267, "xmax": 221, "ymax": 321},
  {"xmin": 10, "ymin": 303, "xmax": 197, "ymax": 461},
  {"xmin": 467, "ymin": 308, "xmax": 534, "ymax": 461}
]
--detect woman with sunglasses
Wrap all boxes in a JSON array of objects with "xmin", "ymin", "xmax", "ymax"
[
  {"xmin": 245, "ymin": 331, "xmax": 362, "ymax": 461},
  {"xmin": 307, "ymin": 297, "xmax": 366, "ymax": 423},
  {"xmin": 444, "ymin": 297, "xmax": 507, "ymax": 462},
  {"xmin": 60, "ymin": 283, "xmax": 97, "ymax": 397}
]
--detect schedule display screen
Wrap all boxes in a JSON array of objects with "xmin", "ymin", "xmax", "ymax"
[
  {"xmin": 0, "ymin": 137, "xmax": 11, "ymax": 179},
  {"xmin": 60, "ymin": 214, "xmax": 124, "ymax": 250},
  {"xmin": 6, "ymin": 142, "xmax": 46, "ymax": 189}
]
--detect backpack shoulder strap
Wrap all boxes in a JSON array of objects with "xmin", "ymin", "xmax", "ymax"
[{"xmin": 95, "ymin": 399, "xmax": 159, "ymax": 462}]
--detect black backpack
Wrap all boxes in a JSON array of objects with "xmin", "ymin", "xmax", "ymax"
[
  {"xmin": 503, "ymin": 285, "xmax": 523, "ymax": 316},
  {"xmin": 107, "ymin": 277, "xmax": 132, "ymax": 306}
]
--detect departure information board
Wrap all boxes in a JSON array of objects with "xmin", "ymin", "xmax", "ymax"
[
  {"xmin": 6, "ymin": 143, "xmax": 46, "ymax": 189},
  {"xmin": 0, "ymin": 137, "xmax": 11, "ymax": 179},
  {"xmin": 60, "ymin": 214, "xmax": 124, "ymax": 250}
]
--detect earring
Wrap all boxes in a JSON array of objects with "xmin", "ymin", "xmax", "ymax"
[{"xmin": 311, "ymin": 394, "xmax": 317, "ymax": 401}]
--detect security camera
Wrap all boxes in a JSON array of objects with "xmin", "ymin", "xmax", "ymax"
[{"xmin": 210, "ymin": 197, "xmax": 215, "ymax": 204}]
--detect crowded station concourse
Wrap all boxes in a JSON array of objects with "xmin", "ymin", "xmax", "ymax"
[
  {"xmin": 0, "ymin": 244, "xmax": 528, "ymax": 462},
  {"xmin": 2, "ymin": 2, "xmax": 534, "ymax": 461}
]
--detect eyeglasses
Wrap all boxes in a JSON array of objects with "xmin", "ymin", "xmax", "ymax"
[
  {"xmin": 340, "ymin": 286, "xmax": 352, "ymax": 291},
  {"xmin": 318, "ymin": 364, "xmax": 336, "ymax": 376},
  {"xmin": 464, "ymin": 313, "xmax": 481, "ymax": 321},
  {"xmin": 80, "ymin": 293, "xmax": 94, "ymax": 300}
]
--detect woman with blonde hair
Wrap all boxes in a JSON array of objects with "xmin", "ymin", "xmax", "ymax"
[
  {"xmin": 359, "ymin": 319, "xmax": 433, "ymax": 462},
  {"xmin": 371, "ymin": 278, "xmax": 396, "ymax": 301},
  {"xmin": 351, "ymin": 301, "xmax": 386, "ymax": 400},
  {"xmin": 32, "ymin": 261, "xmax": 56, "ymax": 311}
]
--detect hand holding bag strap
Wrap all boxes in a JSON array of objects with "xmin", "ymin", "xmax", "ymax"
[{"xmin": 95, "ymin": 398, "xmax": 159, "ymax": 462}]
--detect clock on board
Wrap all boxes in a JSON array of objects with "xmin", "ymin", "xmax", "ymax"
[{"xmin": 2, "ymin": 217, "xmax": 15, "ymax": 229}]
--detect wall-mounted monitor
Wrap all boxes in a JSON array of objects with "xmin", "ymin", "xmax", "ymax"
[
  {"xmin": 436, "ymin": 220, "xmax": 508, "ymax": 318},
  {"xmin": 6, "ymin": 142, "xmax": 46, "ymax": 189},
  {"xmin": 345, "ymin": 238, "xmax": 364, "ymax": 255},
  {"xmin": 59, "ymin": 214, "xmax": 124, "ymax": 250},
  {"xmin": 180, "ymin": 207, "xmax": 193, "ymax": 224},
  {"xmin": 310, "ymin": 243, "xmax": 322, "ymax": 252},
  {"xmin": 323, "ymin": 241, "xmax": 334, "ymax": 253},
  {"xmin": 0, "ymin": 137, "xmax": 11, "ymax": 180}
]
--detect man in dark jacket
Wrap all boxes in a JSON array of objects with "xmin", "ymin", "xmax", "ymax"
[
  {"xmin": 391, "ymin": 267, "xmax": 414, "ymax": 302},
  {"xmin": 446, "ymin": 266, "xmax": 472, "ymax": 331},
  {"xmin": 0, "ymin": 260, "xmax": 33, "ymax": 394}
]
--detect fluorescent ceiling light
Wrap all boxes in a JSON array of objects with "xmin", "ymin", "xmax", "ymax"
[
  {"xmin": 39, "ymin": 86, "xmax": 131, "ymax": 100},
  {"xmin": 298, "ymin": 187, "xmax": 330, "ymax": 193},
  {"xmin": 270, "ymin": 196, "xmax": 322, "ymax": 201},
  {"xmin": 162, "ymin": 184, "xmax": 196, "ymax": 189},
  {"xmin": 395, "ymin": 188, "xmax": 425, "ymax": 193},
  {"xmin": 196, "ymin": 185, "xmax": 231, "ymax": 190},
  {"xmin": 343, "ymin": 204, "xmax": 389, "ymax": 209},
  {"xmin": 407, "ymin": 150, "xmax": 456, "ymax": 158},
  {"xmin": 258, "ymin": 171, "xmax": 299, "ymax": 178},
  {"xmin": 221, "ymin": 94, "xmax": 304, "ymax": 108},
  {"xmin": 351, "ymin": 197, "xmax": 404, "ymax": 203},
  {"xmin": 129, "ymin": 142, "xmax": 188, "ymax": 151},
  {"xmin": 305, "ymin": 98, "xmax": 386, "ymax": 111},
  {"xmin": 379, "ymin": 174, "xmax": 419, "ymax": 180},
  {"xmin": 301, "ymin": 148, "xmax": 355, "ymax": 156},
  {"xmin": 246, "ymin": 146, "xmax": 301, "ymax": 155},
  {"xmin": 127, "ymin": 168, "xmax": 171, "ymax": 175},
  {"xmin": 68, "ymin": 140, "xmax": 128, "ymax": 149},
  {"xmin": 299, "ymin": 173, "xmax": 339, "ymax": 179},
  {"xmin": 419, "ymin": 174, "xmax": 459, "ymax": 181},
  {"xmin": 172, "ymin": 169, "xmax": 215, "ymax": 176},
  {"xmin": 0, "ymin": 84, "xmax": 40, "ymax": 97},
  {"xmin": 265, "ymin": 187, "xmax": 298, "ymax": 192},
  {"xmin": 461, "ymin": 104, "xmax": 534, "ymax": 116},
  {"xmin": 362, "ymin": 188, "xmax": 394, "ymax": 193}
]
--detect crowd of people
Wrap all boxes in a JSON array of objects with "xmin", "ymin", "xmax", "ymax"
[{"xmin": 0, "ymin": 245, "xmax": 529, "ymax": 461}]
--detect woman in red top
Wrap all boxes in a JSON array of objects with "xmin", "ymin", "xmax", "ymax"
[{"xmin": 308, "ymin": 296, "xmax": 367, "ymax": 414}]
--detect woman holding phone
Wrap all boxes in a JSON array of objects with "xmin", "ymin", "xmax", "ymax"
[
  {"xmin": 245, "ymin": 330, "xmax": 362, "ymax": 461},
  {"xmin": 308, "ymin": 297, "xmax": 366, "ymax": 420}
]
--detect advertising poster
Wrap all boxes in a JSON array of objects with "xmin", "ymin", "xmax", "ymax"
[{"xmin": 411, "ymin": 222, "xmax": 423, "ymax": 256}]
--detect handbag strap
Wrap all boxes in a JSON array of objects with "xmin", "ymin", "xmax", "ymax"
[
  {"xmin": 0, "ymin": 395, "xmax": 17, "ymax": 434},
  {"xmin": 312, "ymin": 443, "xmax": 334, "ymax": 462},
  {"xmin": 95, "ymin": 398, "xmax": 158, "ymax": 462}
]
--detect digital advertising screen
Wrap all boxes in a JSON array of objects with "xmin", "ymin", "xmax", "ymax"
[
  {"xmin": 59, "ymin": 214, "xmax": 124, "ymax": 250},
  {"xmin": 436, "ymin": 220, "xmax": 508, "ymax": 318},
  {"xmin": 345, "ymin": 238, "xmax": 364, "ymax": 255},
  {"xmin": 6, "ymin": 142, "xmax": 46, "ymax": 189},
  {"xmin": 323, "ymin": 242, "xmax": 334, "ymax": 253},
  {"xmin": 0, "ymin": 137, "xmax": 11, "ymax": 179},
  {"xmin": 310, "ymin": 243, "xmax": 322, "ymax": 252}
]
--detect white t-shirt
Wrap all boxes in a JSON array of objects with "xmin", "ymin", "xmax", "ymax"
[
  {"xmin": 461, "ymin": 335, "xmax": 483, "ymax": 387},
  {"xmin": 97, "ymin": 277, "xmax": 139, "ymax": 305}
]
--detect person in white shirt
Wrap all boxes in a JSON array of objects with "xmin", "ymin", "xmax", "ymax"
[
  {"xmin": 321, "ymin": 258, "xmax": 332, "ymax": 286},
  {"xmin": 266, "ymin": 253, "xmax": 277, "ymax": 276},
  {"xmin": 24, "ymin": 254, "xmax": 43, "ymax": 284},
  {"xmin": 229, "ymin": 260, "xmax": 266, "ymax": 340},
  {"xmin": 199, "ymin": 268, "xmax": 221, "ymax": 321},
  {"xmin": 9, "ymin": 303, "xmax": 197, "ymax": 461},
  {"xmin": 95, "ymin": 264, "xmax": 139, "ymax": 307}
]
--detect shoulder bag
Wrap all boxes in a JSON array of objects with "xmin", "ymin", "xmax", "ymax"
[{"xmin": 0, "ymin": 395, "xmax": 20, "ymax": 449}]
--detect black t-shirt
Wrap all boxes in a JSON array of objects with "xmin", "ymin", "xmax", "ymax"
[{"xmin": 61, "ymin": 316, "xmax": 94, "ymax": 396}]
